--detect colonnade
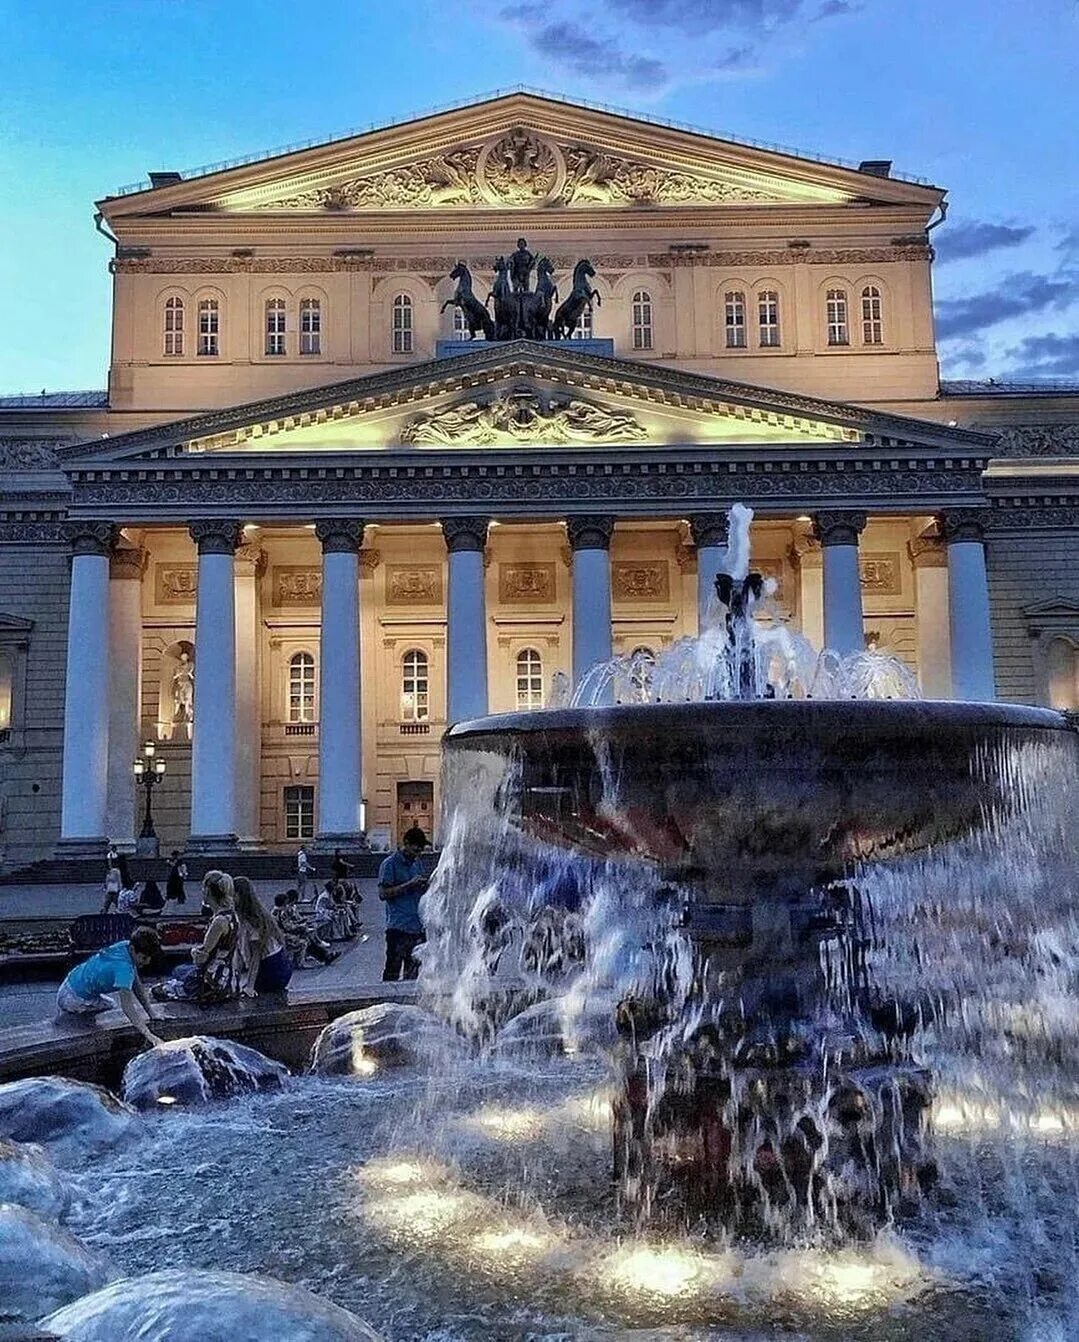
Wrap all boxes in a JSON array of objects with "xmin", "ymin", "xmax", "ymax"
[{"xmin": 57, "ymin": 507, "xmax": 996, "ymax": 852}]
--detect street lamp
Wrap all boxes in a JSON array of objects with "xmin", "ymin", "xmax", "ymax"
[{"xmin": 133, "ymin": 740, "xmax": 166, "ymax": 857}]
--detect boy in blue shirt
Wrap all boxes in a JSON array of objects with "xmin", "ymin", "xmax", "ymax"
[
  {"xmin": 378, "ymin": 826, "xmax": 429, "ymax": 981},
  {"xmin": 56, "ymin": 926, "xmax": 164, "ymax": 1047}
]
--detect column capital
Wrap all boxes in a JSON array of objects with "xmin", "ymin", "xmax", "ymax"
[
  {"xmin": 359, "ymin": 547, "xmax": 381, "ymax": 577},
  {"xmin": 109, "ymin": 543, "xmax": 147, "ymax": 580},
  {"xmin": 441, "ymin": 515, "xmax": 489, "ymax": 553},
  {"xmin": 940, "ymin": 508, "xmax": 990, "ymax": 544},
  {"xmin": 315, "ymin": 518, "xmax": 366, "ymax": 554},
  {"xmin": 688, "ymin": 512, "xmax": 730, "ymax": 550},
  {"xmin": 812, "ymin": 510, "xmax": 867, "ymax": 547},
  {"xmin": 908, "ymin": 533, "xmax": 948, "ymax": 569},
  {"xmin": 189, "ymin": 519, "xmax": 242, "ymax": 555},
  {"xmin": 566, "ymin": 514, "xmax": 616, "ymax": 552},
  {"xmin": 64, "ymin": 521, "xmax": 118, "ymax": 557}
]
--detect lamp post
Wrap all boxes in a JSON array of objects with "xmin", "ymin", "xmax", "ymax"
[{"xmin": 133, "ymin": 740, "xmax": 166, "ymax": 857}]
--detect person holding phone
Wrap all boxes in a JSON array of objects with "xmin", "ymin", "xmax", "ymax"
[{"xmin": 377, "ymin": 826, "xmax": 429, "ymax": 981}]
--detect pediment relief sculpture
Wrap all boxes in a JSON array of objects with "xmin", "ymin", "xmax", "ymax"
[
  {"xmin": 253, "ymin": 127, "xmax": 789, "ymax": 212},
  {"xmin": 399, "ymin": 387, "xmax": 647, "ymax": 447}
]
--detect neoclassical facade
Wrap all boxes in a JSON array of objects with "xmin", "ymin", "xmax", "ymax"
[{"xmin": 0, "ymin": 92, "xmax": 1076, "ymax": 865}]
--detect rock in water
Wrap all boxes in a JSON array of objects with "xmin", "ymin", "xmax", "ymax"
[
  {"xmin": 309, "ymin": 1003, "xmax": 464, "ymax": 1076},
  {"xmin": 0, "ymin": 1076, "xmax": 139, "ymax": 1162},
  {"xmin": 42, "ymin": 1268, "xmax": 384, "ymax": 1341},
  {"xmin": 121, "ymin": 1036, "xmax": 290, "ymax": 1110},
  {"xmin": 0, "ymin": 1136, "xmax": 69, "ymax": 1219},
  {"xmin": 0, "ymin": 1203, "xmax": 104, "ymax": 1323}
]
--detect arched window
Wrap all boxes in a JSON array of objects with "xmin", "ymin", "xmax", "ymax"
[
  {"xmin": 515, "ymin": 648, "xmax": 544, "ymax": 710},
  {"xmin": 1047, "ymin": 637, "xmax": 1079, "ymax": 711},
  {"xmin": 392, "ymin": 293, "xmax": 414, "ymax": 354},
  {"xmin": 451, "ymin": 305, "xmax": 468, "ymax": 338},
  {"xmin": 197, "ymin": 298, "xmax": 219, "ymax": 356},
  {"xmin": 758, "ymin": 290, "xmax": 780, "ymax": 347},
  {"xmin": 572, "ymin": 303, "xmax": 594, "ymax": 339},
  {"xmin": 826, "ymin": 289, "xmax": 849, "ymax": 346},
  {"xmin": 288, "ymin": 651, "xmax": 316, "ymax": 723},
  {"xmin": 265, "ymin": 297, "xmax": 287, "ymax": 356},
  {"xmin": 631, "ymin": 290, "xmax": 653, "ymax": 350},
  {"xmin": 724, "ymin": 291, "xmax": 747, "ymax": 348},
  {"xmin": 861, "ymin": 285, "xmax": 883, "ymax": 345},
  {"xmin": 401, "ymin": 649, "xmax": 429, "ymax": 721},
  {"xmin": 163, "ymin": 297, "xmax": 184, "ymax": 356},
  {"xmin": 299, "ymin": 297, "xmax": 321, "ymax": 355}
]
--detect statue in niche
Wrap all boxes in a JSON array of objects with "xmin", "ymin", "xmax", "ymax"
[{"xmin": 172, "ymin": 651, "xmax": 195, "ymax": 728}]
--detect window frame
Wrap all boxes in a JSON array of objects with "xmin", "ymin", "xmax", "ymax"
[
  {"xmin": 724, "ymin": 290, "xmax": 747, "ymax": 349},
  {"xmin": 571, "ymin": 303, "xmax": 594, "ymax": 339},
  {"xmin": 401, "ymin": 647, "xmax": 430, "ymax": 722},
  {"xmin": 515, "ymin": 647, "xmax": 544, "ymax": 710},
  {"xmin": 826, "ymin": 288, "xmax": 850, "ymax": 347},
  {"xmin": 757, "ymin": 289, "xmax": 781, "ymax": 348},
  {"xmin": 287, "ymin": 650, "xmax": 317, "ymax": 724},
  {"xmin": 631, "ymin": 289, "xmax": 653, "ymax": 351},
  {"xmin": 264, "ymin": 296, "xmax": 287, "ymax": 357},
  {"xmin": 283, "ymin": 785, "xmax": 315, "ymax": 841},
  {"xmin": 860, "ymin": 284, "xmax": 884, "ymax": 345},
  {"xmin": 392, "ymin": 293, "xmax": 414, "ymax": 355},
  {"xmin": 163, "ymin": 296, "xmax": 184, "ymax": 357},
  {"xmin": 299, "ymin": 296, "xmax": 322, "ymax": 356},
  {"xmin": 197, "ymin": 296, "xmax": 220, "ymax": 357}
]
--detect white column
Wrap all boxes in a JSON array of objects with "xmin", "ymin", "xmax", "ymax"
[
  {"xmin": 689, "ymin": 513, "xmax": 729, "ymax": 633},
  {"xmin": 189, "ymin": 520, "xmax": 240, "ymax": 846},
  {"xmin": 315, "ymin": 519, "xmax": 365, "ymax": 840},
  {"xmin": 59, "ymin": 523, "xmax": 115, "ymax": 849},
  {"xmin": 233, "ymin": 543, "xmax": 263, "ymax": 844},
  {"xmin": 568, "ymin": 515, "xmax": 615, "ymax": 688},
  {"xmin": 814, "ymin": 511, "xmax": 867, "ymax": 655},
  {"xmin": 104, "ymin": 545, "xmax": 145, "ymax": 849},
  {"xmin": 909, "ymin": 533, "xmax": 952, "ymax": 699},
  {"xmin": 443, "ymin": 516, "xmax": 490, "ymax": 724},
  {"xmin": 943, "ymin": 510, "xmax": 996, "ymax": 701}
]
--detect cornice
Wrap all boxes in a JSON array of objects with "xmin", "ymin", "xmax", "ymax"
[{"xmin": 57, "ymin": 341, "xmax": 995, "ymax": 467}]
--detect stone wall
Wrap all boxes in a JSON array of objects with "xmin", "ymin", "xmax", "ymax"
[{"xmin": 987, "ymin": 529, "xmax": 1079, "ymax": 704}]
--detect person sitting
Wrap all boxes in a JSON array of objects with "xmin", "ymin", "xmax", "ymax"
[
  {"xmin": 332, "ymin": 884, "xmax": 360, "ymax": 938},
  {"xmin": 315, "ymin": 880, "xmax": 350, "ymax": 942},
  {"xmin": 273, "ymin": 891, "xmax": 337, "ymax": 967},
  {"xmin": 233, "ymin": 876, "xmax": 293, "ymax": 997},
  {"xmin": 189, "ymin": 869, "xmax": 240, "ymax": 1002},
  {"xmin": 117, "ymin": 882, "xmax": 142, "ymax": 914},
  {"xmin": 134, "ymin": 878, "xmax": 165, "ymax": 917},
  {"xmin": 56, "ymin": 926, "xmax": 164, "ymax": 1047}
]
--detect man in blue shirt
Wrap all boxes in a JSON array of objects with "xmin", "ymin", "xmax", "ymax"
[
  {"xmin": 378, "ymin": 826, "xmax": 428, "ymax": 981},
  {"xmin": 56, "ymin": 927, "xmax": 163, "ymax": 1047}
]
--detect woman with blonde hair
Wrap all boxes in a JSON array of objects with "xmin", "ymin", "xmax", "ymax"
[
  {"xmin": 190, "ymin": 869, "xmax": 239, "ymax": 1002},
  {"xmin": 233, "ymin": 876, "xmax": 293, "ymax": 997}
]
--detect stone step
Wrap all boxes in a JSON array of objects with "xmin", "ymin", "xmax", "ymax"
[{"xmin": 0, "ymin": 851, "xmax": 399, "ymax": 886}]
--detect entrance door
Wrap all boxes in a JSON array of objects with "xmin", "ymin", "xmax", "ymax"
[{"xmin": 396, "ymin": 780, "xmax": 434, "ymax": 845}]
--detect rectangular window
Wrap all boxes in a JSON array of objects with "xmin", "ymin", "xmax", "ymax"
[
  {"xmin": 284, "ymin": 785, "xmax": 315, "ymax": 840},
  {"xmin": 265, "ymin": 299, "xmax": 286, "ymax": 356},
  {"xmin": 299, "ymin": 298, "xmax": 321, "ymax": 355},
  {"xmin": 725, "ymin": 291, "xmax": 746, "ymax": 348},
  {"xmin": 758, "ymin": 291, "xmax": 780, "ymax": 347},
  {"xmin": 826, "ymin": 290, "xmax": 849, "ymax": 346},
  {"xmin": 164, "ymin": 299, "xmax": 184, "ymax": 356},
  {"xmin": 197, "ymin": 300, "xmax": 219, "ymax": 357}
]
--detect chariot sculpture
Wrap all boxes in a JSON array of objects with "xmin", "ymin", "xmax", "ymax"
[{"xmin": 441, "ymin": 240, "xmax": 600, "ymax": 342}]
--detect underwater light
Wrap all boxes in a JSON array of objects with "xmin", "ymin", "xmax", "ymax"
[{"xmin": 601, "ymin": 1244, "xmax": 709, "ymax": 1298}]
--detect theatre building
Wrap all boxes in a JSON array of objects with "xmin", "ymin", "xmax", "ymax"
[{"xmin": 0, "ymin": 91, "xmax": 1075, "ymax": 866}]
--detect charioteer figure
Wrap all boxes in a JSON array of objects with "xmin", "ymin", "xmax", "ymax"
[{"xmin": 509, "ymin": 237, "xmax": 535, "ymax": 295}]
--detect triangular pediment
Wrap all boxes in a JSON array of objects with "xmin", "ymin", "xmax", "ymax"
[
  {"xmin": 60, "ymin": 342, "xmax": 993, "ymax": 468},
  {"xmin": 1021, "ymin": 597, "xmax": 1079, "ymax": 620},
  {"xmin": 99, "ymin": 91, "xmax": 942, "ymax": 220}
]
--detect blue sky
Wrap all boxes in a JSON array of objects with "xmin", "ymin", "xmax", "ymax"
[{"xmin": 1, "ymin": 0, "xmax": 1077, "ymax": 392}]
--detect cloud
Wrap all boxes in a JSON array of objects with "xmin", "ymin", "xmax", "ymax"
[
  {"xmin": 811, "ymin": 0, "xmax": 861, "ymax": 19},
  {"xmin": 938, "ymin": 339, "xmax": 988, "ymax": 373},
  {"xmin": 526, "ymin": 19, "xmax": 670, "ymax": 86},
  {"xmin": 500, "ymin": 1, "xmax": 547, "ymax": 16},
  {"xmin": 934, "ymin": 270, "xmax": 1076, "ymax": 340},
  {"xmin": 934, "ymin": 220, "xmax": 1035, "ymax": 265},
  {"xmin": 1001, "ymin": 332, "xmax": 1079, "ymax": 380},
  {"xmin": 606, "ymin": 0, "xmax": 801, "ymax": 31}
]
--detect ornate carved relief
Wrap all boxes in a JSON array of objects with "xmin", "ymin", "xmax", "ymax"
[
  {"xmin": 479, "ymin": 129, "xmax": 560, "ymax": 205},
  {"xmin": 858, "ymin": 552, "xmax": 901, "ymax": 595},
  {"xmin": 941, "ymin": 508, "xmax": 989, "ymax": 543},
  {"xmin": 499, "ymin": 563, "xmax": 556, "ymax": 604},
  {"xmin": 155, "ymin": 564, "xmax": 198, "ymax": 604},
  {"xmin": 401, "ymin": 388, "xmax": 646, "ymax": 447},
  {"xmin": 813, "ymin": 511, "xmax": 868, "ymax": 547},
  {"xmin": 0, "ymin": 440, "xmax": 64, "ymax": 470},
  {"xmin": 612, "ymin": 561, "xmax": 670, "ymax": 602},
  {"xmin": 385, "ymin": 565, "xmax": 442, "ymax": 606},
  {"xmin": 560, "ymin": 144, "xmax": 778, "ymax": 206},
  {"xmin": 273, "ymin": 567, "xmax": 322, "ymax": 606},
  {"xmin": 987, "ymin": 423, "xmax": 1079, "ymax": 457},
  {"xmin": 64, "ymin": 521, "xmax": 116, "ymax": 557},
  {"xmin": 188, "ymin": 519, "xmax": 242, "ymax": 554}
]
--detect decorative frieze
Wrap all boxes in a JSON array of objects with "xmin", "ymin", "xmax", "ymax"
[
  {"xmin": 0, "ymin": 439, "xmax": 65, "ymax": 470},
  {"xmin": 273, "ymin": 567, "xmax": 322, "ymax": 606},
  {"xmin": 401, "ymin": 389, "xmax": 646, "ymax": 447},
  {"xmin": 385, "ymin": 565, "xmax": 443, "ymax": 606},
  {"xmin": 985, "ymin": 424, "xmax": 1079, "ymax": 458},
  {"xmin": 612, "ymin": 561, "xmax": 670, "ymax": 602},
  {"xmin": 154, "ymin": 564, "xmax": 197, "ymax": 604},
  {"xmin": 499, "ymin": 562, "xmax": 556, "ymax": 604},
  {"xmin": 858, "ymin": 552, "xmax": 902, "ymax": 595}
]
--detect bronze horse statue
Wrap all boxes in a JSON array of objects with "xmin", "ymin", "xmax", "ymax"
[
  {"xmin": 441, "ymin": 261, "xmax": 495, "ymax": 341},
  {"xmin": 520, "ymin": 257, "xmax": 558, "ymax": 340},
  {"xmin": 486, "ymin": 257, "xmax": 518, "ymax": 341},
  {"xmin": 552, "ymin": 259, "xmax": 600, "ymax": 340}
]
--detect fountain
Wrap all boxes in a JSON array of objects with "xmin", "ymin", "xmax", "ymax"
[{"xmin": 432, "ymin": 504, "xmax": 1079, "ymax": 1243}]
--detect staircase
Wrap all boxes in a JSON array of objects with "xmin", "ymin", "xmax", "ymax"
[{"xmin": 0, "ymin": 852, "xmax": 394, "ymax": 886}]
